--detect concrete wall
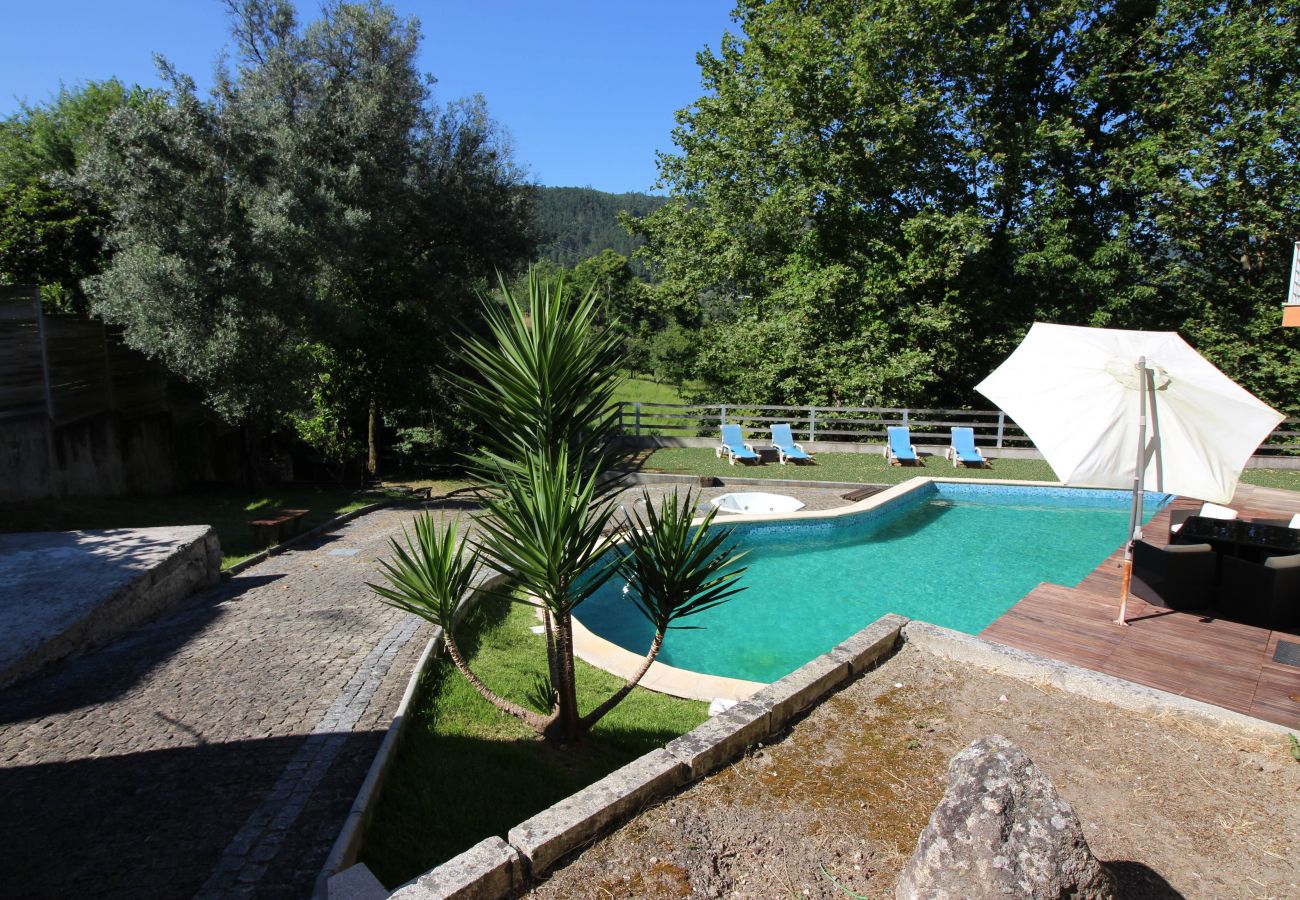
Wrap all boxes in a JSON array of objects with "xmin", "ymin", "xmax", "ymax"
[{"xmin": 0, "ymin": 412, "xmax": 186, "ymax": 500}]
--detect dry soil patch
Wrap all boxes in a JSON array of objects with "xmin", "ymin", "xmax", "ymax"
[{"xmin": 527, "ymin": 643, "xmax": 1298, "ymax": 900}]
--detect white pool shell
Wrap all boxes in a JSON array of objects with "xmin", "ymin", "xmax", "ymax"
[{"xmin": 709, "ymin": 491, "xmax": 807, "ymax": 514}]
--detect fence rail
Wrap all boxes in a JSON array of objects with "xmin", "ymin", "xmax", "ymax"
[{"xmin": 614, "ymin": 401, "xmax": 1300, "ymax": 456}]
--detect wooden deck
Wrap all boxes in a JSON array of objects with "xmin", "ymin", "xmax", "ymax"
[{"xmin": 981, "ymin": 484, "xmax": 1300, "ymax": 728}]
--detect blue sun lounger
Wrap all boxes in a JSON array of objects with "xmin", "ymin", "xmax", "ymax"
[
  {"xmin": 884, "ymin": 425, "xmax": 921, "ymax": 466},
  {"xmin": 945, "ymin": 427, "xmax": 988, "ymax": 467},
  {"xmin": 717, "ymin": 423, "xmax": 760, "ymax": 465},
  {"xmin": 770, "ymin": 424, "xmax": 813, "ymax": 465}
]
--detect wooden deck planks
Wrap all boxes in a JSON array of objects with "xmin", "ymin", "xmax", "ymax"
[{"xmin": 980, "ymin": 488, "xmax": 1300, "ymax": 729}]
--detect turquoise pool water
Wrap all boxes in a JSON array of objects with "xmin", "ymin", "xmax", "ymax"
[{"xmin": 578, "ymin": 483, "xmax": 1169, "ymax": 683}]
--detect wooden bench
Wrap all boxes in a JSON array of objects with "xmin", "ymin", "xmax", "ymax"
[{"xmin": 248, "ymin": 508, "xmax": 310, "ymax": 547}]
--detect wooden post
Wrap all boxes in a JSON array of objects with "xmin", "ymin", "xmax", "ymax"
[
  {"xmin": 996, "ymin": 411, "xmax": 1005, "ymax": 448},
  {"xmin": 100, "ymin": 320, "xmax": 116, "ymax": 411},
  {"xmin": 33, "ymin": 290, "xmax": 55, "ymax": 421},
  {"xmin": 634, "ymin": 402, "xmax": 641, "ymax": 436},
  {"xmin": 720, "ymin": 404, "xmax": 727, "ymax": 426},
  {"xmin": 809, "ymin": 407, "xmax": 817, "ymax": 441}
]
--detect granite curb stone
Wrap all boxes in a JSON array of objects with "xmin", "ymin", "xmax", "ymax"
[
  {"xmin": 313, "ymin": 572, "xmax": 513, "ymax": 897},
  {"xmin": 745, "ymin": 655, "xmax": 851, "ymax": 728},
  {"xmin": 664, "ymin": 697, "xmax": 773, "ymax": 779},
  {"xmin": 507, "ymin": 748, "xmax": 689, "ymax": 876},
  {"xmin": 327, "ymin": 863, "xmax": 388, "ymax": 900},
  {"xmin": 390, "ymin": 837, "xmax": 524, "ymax": 900},
  {"xmin": 354, "ymin": 613, "xmax": 915, "ymax": 899},
  {"xmin": 831, "ymin": 613, "xmax": 907, "ymax": 674}
]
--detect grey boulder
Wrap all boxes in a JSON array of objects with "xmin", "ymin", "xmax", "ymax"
[{"xmin": 896, "ymin": 734, "xmax": 1116, "ymax": 899}]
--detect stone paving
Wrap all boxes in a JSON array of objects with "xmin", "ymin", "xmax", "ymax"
[
  {"xmin": 0, "ymin": 495, "xmax": 482, "ymax": 899},
  {"xmin": 0, "ymin": 480, "xmax": 863, "ymax": 899}
]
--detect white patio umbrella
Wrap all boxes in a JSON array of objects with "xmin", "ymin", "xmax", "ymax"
[{"xmin": 975, "ymin": 322, "xmax": 1284, "ymax": 624}]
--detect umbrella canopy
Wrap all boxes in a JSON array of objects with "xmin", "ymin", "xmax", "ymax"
[{"xmin": 976, "ymin": 323, "xmax": 1283, "ymax": 505}]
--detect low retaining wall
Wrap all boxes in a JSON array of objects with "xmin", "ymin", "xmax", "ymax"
[{"xmin": 0, "ymin": 525, "xmax": 222, "ymax": 688}]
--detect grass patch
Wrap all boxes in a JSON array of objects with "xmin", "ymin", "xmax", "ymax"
[
  {"xmin": 0, "ymin": 483, "xmax": 419, "ymax": 568},
  {"xmin": 640, "ymin": 447, "xmax": 1060, "ymax": 485},
  {"xmin": 358, "ymin": 595, "xmax": 708, "ymax": 888},
  {"xmin": 613, "ymin": 374, "xmax": 710, "ymax": 437},
  {"xmin": 612, "ymin": 373, "xmax": 695, "ymax": 407},
  {"xmin": 642, "ymin": 448, "xmax": 1300, "ymax": 492},
  {"xmin": 1239, "ymin": 468, "xmax": 1300, "ymax": 492}
]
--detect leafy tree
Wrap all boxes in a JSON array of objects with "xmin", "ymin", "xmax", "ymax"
[
  {"xmin": 371, "ymin": 272, "xmax": 746, "ymax": 742},
  {"xmin": 84, "ymin": 0, "xmax": 536, "ymax": 466},
  {"xmin": 638, "ymin": 0, "xmax": 1300, "ymax": 411},
  {"xmin": 0, "ymin": 180, "xmax": 106, "ymax": 314},
  {"xmin": 0, "ymin": 80, "xmax": 132, "ymax": 314},
  {"xmin": 533, "ymin": 186, "xmax": 667, "ymax": 274},
  {"xmin": 0, "ymin": 79, "xmax": 132, "ymax": 186}
]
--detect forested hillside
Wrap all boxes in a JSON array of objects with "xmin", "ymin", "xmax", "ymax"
[{"xmin": 534, "ymin": 186, "xmax": 666, "ymax": 271}]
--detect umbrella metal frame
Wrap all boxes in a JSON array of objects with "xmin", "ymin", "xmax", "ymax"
[{"xmin": 1116, "ymin": 357, "xmax": 1157, "ymax": 626}]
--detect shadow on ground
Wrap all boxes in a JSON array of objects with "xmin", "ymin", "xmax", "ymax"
[
  {"xmin": 0, "ymin": 728, "xmax": 383, "ymax": 899},
  {"xmin": 0, "ymin": 574, "xmax": 284, "ymax": 726},
  {"xmin": 1108, "ymin": 860, "xmax": 1186, "ymax": 898}
]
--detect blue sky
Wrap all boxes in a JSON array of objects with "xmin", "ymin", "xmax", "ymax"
[{"xmin": 0, "ymin": 1, "xmax": 736, "ymax": 193}]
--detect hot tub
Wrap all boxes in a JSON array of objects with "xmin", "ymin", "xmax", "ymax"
[{"xmin": 709, "ymin": 492, "xmax": 806, "ymax": 515}]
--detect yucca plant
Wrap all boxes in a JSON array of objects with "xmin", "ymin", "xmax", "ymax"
[
  {"xmin": 582, "ymin": 489, "xmax": 747, "ymax": 728},
  {"xmin": 367, "ymin": 514, "xmax": 547, "ymax": 730},
  {"xmin": 370, "ymin": 267, "xmax": 746, "ymax": 742}
]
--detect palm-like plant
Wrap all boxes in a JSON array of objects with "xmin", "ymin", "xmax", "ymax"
[
  {"xmin": 582, "ymin": 489, "xmax": 747, "ymax": 728},
  {"xmin": 367, "ymin": 514, "xmax": 547, "ymax": 730},
  {"xmin": 370, "ymin": 268, "xmax": 747, "ymax": 742}
]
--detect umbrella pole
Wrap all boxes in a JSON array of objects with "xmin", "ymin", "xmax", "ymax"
[{"xmin": 1117, "ymin": 356, "xmax": 1149, "ymax": 625}]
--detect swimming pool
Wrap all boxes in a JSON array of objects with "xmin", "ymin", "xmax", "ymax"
[{"xmin": 576, "ymin": 482, "xmax": 1170, "ymax": 683}]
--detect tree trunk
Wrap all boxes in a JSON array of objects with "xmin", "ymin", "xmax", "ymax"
[
  {"xmin": 242, "ymin": 422, "xmax": 265, "ymax": 490},
  {"xmin": 543, "ymin": 610, "xmax": 561, "ymax": 714},
  {"xmin": 580, "ymin": 630, "xmax": 664, "ymax": 731},
  {"xmin": 367, "ymin": 397, "xmax": 378, "ymax": 479},
  {"xmin": 552, "ymin": 612, "xmax": 582, "ymax": 742},
  {"xmin": 443, "ymin": 626, "xmax": 549, "ymax": 731}
]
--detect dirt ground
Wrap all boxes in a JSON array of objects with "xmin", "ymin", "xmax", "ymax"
[{"xmin": 527, "ymin": 644, "xmax": 1299, "ymax": 900}]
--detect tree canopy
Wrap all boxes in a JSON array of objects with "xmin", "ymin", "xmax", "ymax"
[
  {"xmin": 637, "ymin": 0, "xmax": 1300, "ymax": 411},
  {"xmin": 82, "ymin": 0, "xmax": 536, "ymax": 457},
  {"xmin": 0, "ymin": 80, "xmax": 131, "ymax": 313}
]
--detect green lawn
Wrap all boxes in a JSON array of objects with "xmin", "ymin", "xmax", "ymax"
[
  {"xmin": 636, "ymin": 447, "xmax": 1300, "ymax": 492},
  {"xmin": 639, "ymin": 447, "xmax": 1059, "ymax": 484},
  {"xmin": 613, "ymin": 374, "xmax": 708, "ymax": 437},
  {"xmin": 0, "ymin": 484, "xmax": 415, "ymax": 568},
  {"xmin": 358, "ymin": 595, "xmax": 708, "ymax": 889},
  {"xmin": 612, "ymin": 373, "xmax": 694, "ymax": 407}
]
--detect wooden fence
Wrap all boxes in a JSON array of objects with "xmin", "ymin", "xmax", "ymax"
[
  {"xmin": 614, "ymin": 401, "xmax": 1300, "ymax": 456},
  {"xmin": 0, "ymin": 287, "xmax": 168, "ymax": 425}
]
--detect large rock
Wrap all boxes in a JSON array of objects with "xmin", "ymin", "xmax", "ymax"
[{"xmin": 896, "ymin": 735, "xmax": 1116, "ymax": 899}]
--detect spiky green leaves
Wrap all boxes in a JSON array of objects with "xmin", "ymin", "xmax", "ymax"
[
  {"xmin": 475, "ymin": 448, "xmax": 617, "ymax": 617},
  {"xmin": 368, "ymin": 514, "xmax": 481, "ymax": 629},
  {"xmin": 457, "ymin": 270, "xmax": 626, "ymax": 491},
  {"xmin": 616, "ymin": 489, "xmax": 747, "ymax": 633}
]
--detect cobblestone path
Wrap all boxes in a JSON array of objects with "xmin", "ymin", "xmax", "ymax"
[{"xmin": 0, "ymin": 497, "xmax": 473, "ymax": 899}]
